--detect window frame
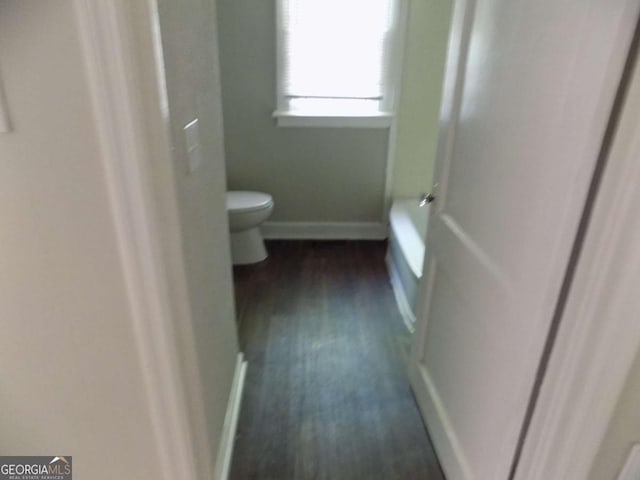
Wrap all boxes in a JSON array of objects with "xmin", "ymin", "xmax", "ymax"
[{"xmin": 273, "ymin": 0, "xmax": 406, "ymax": 128}]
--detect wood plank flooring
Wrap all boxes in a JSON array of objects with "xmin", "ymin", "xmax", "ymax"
[{"xmin": 230, "ymin": 241, "xmax": 444, "ymax": 480}]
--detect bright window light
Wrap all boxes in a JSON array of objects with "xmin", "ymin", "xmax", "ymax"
[{"xmin": 278, "ymin": 0, "xmax": 398, "ymax": 117}]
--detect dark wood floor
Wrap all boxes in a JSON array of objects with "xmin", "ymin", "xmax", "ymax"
[{"xmin": 230, "ymin": 241, "xmax": 444, "ymax": 480}]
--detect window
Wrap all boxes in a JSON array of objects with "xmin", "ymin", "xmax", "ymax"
[{"xmin": 275, "ymin": 0, "xmax": 401, "ymax": 127}]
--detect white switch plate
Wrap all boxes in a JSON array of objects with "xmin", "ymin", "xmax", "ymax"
[{"xmin": 183, "ymin": 118, "xmax": 202, "ymax": 173}]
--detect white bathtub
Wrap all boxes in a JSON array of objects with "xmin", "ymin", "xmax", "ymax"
[{"xmin": 386, "ymin": 198, "xmax": 430, "ymax": 331}]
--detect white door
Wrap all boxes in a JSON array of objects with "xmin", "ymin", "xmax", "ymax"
[{"xmin": 408, "ymin": 1, "xmax": 640, "ymax": 479}]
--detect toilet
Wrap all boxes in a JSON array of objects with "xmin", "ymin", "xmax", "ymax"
[{"xmin": 226, "ymin": 191, "xmax": 274, "ymax": 265}]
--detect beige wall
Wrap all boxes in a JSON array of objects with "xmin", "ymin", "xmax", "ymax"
[
  {"xmin": 392, "ymin": 0, "xmax": 452, "ymax": 198},
  {"xmin": 588, "ymin": 348, "xmax": 640, "ymax": 480},
  {"xmin": 216, "ymin": 0, "xmax": 389, "ymax": 223},
  {"xmin": 154, "ymin": 0, "xmax": 240, "ymax": 470},
  {"xmin": 0, "ymin": 1, "xmax": 164, "ymax": 478}
]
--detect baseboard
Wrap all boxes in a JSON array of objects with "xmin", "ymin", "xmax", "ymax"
[
  {"xmin": 213, "ymin": 353, "xmax": 247, "ymax": 480},
  {"xmin": 385, "ymin": 253, "xmax": 415, "ymax": 333},
  {"xmin": 261, "ymin": 221, "xmax": 388, "ymax": 240},
  {"xmin": 410, "ymin": 363, "xmax": 472, "ymax": 480}
]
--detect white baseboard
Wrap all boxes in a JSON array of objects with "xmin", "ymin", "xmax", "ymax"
[
  {"xmin": 261, "ymin": 221, "xmax": 388, "ymax": 240},
  {"xmin": 410, "ymin": 364, "xmax": 472, "ymax": 480},
  {"xmin": 213, "ymin": 353, "xmax": 247, "ymax": 480},
  {"xmin": 385, "ymin": 253, "xmax": 415, "ymax": 333}
]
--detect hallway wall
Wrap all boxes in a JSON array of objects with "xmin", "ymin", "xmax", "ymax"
[
  {"xmin": 155, "ymin": 0, "xmax": 241, "ymax": 471},
  {"xmin": 0, "ymin": 2, "xmax": 165, "ymax": 478}
]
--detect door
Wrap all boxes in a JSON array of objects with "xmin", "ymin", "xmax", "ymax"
[{"xmin": 408, "ymin": 1, "xmax": 640, "ymax": 479}]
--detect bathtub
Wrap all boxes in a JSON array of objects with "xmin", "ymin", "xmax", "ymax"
[{"xmin": 386, "ymin": 198, "xmax": 430, "ymax": 332}]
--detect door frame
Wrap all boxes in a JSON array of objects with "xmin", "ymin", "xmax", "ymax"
[
  {"xmin": 73, "ymin": 1, "xmax": 210, "ymax": 479},
  {"xmin": 76, "ymin": 0, "xmax": 640, "ymax": 478}
]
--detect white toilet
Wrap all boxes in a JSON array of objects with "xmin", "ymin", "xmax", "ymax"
[{"xmin": 226, "ymin": 191, "xmax": 274, "ymax": 265}]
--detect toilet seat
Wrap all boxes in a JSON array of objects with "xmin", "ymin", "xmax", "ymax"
[{"xmin": 226, "ymin": 191, "xmax": 273, "ymax": 213}]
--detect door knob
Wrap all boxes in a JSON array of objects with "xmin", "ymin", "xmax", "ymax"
[{"xmin": 420, "ymin": 193, "xmax": 435, "ymax": 206}]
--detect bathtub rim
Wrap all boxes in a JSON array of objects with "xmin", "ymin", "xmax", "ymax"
[{"xmin": 386, "ymin": 197, "xmax": 430, "ymax": 333}]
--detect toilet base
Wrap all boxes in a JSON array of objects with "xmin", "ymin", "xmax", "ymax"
[{"xmin": 230, "ymin": 227, "xmax": 268, "ymax": 265}]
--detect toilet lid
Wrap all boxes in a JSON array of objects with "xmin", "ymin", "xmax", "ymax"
[{"xmin": 226, "ymin": 191, "xmax": 273, "ymax": 213}]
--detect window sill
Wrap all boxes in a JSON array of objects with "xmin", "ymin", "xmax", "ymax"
[{"xmin": 273, "ymin": 110, "xmax": 393, "ymax": 128}]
